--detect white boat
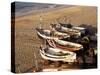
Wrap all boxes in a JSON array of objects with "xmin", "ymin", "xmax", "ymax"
[
  {"xmin": 59, "ymin": 23, "xmax": 86, "ymax": 34},
  {"xmin": 36, "ymin": 28, "xmax": 70, "ymax": 40},
  {"xmin": 61, "ymin": 26, "xmax": 81, "ymax": 37},
  {"xmin": 52, "ymin": 25, "xmax": 81, "ymax": 38},
  {"xmin": 47, "ymin": 39, "xmax": 83, "ymax": 51},
  {"xmin": 40, "ymin": 47, "xmax": 76, "ymax": 62},
  {"xmin": 72, "ymin": 26, "xmax": 86, "ymax": 34}
]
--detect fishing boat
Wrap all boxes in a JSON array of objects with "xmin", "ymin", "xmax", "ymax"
[
  {"xmin": 36, "ymin": 28, "xmax": 70, "ymax": 40},
  {"xmin": 46, "ymin": 39, "xmax": 83, "ymax": 52},
  {"xmin": 51, "ymin": 24, "xmax": 81, "ymax": 38},
  {"xmin": 40, "ymin": 46, "xmax": 76, "ymax": 62},
  {"xmin": 59, "ymin": 23, "xmax": 86, "ymax": 35},
  {"xmin": 72, "ymin": 26, "xmax": 86, "ymax": 35}
]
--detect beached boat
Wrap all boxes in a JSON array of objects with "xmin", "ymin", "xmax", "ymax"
[
  {"xmin": 40, "ymin": 46, "xmax": 76, "ymax": 62},
  {"xmin": 72, "ymin": 27, "xmax": 86, "ymax": 34},
  {"xmin": 46, "ymin": 39, "xmax": 83, "ymax": 52},
  {"xmin": 51, "ymin": 24, "xmax": 81, "ymax": 38},
  {"xmin": 59, "ymin": 23, "xmax": 86, "ymax": 34},
  {"xmin": 36, "ymin": 28, "xmax": 70, "ymax": 40}
]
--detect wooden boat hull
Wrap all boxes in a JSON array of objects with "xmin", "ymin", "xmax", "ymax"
[
  {"xmin": 72, "ymin": 27, "xmax": 86, "ymax": 34},
  {"xmin": 59, "ymin": 27, "xmax": 81, "ymax": 38},
  {"xmin": 40, "ymin": 47, "xmax": 76, "ymax": 62},
  {"xmin": 36, "ymin": 28, "xmax": 70, "ymax": 40},
  {"xmin": 52, "ymin": 24, "xmax": 81, "ymax": 38},
  {"xmin": 46, "ymin": 39, "xmax": 83, "ymax": 52},
  {"xmin": 59, "ymin": 23, "xmax": 86, "ymax": 34}
]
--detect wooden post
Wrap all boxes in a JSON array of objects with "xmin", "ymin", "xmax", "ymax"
[{"xmin": 33, "ymin": 48, "xmax": 39, "ymax": 72}]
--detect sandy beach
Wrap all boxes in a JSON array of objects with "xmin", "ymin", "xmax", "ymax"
[{"xmin": 12, "ymin": 2, "xmax": 97, "ymax": 73}]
